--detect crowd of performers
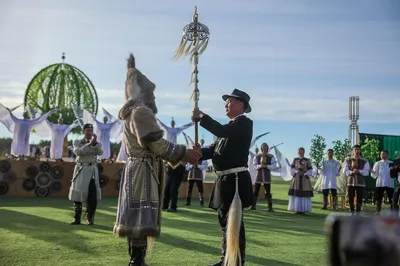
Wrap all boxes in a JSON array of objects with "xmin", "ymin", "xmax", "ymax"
[{"xmin": 2, "ymin": 54, "xmax": 400, "ymax": 266}]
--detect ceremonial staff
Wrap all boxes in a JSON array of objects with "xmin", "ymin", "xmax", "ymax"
[{"xmin": 173, "ymin": 6, "xmax": 210, "ymax": 146}]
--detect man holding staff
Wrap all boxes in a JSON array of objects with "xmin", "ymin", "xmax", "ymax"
[{"xmin": 192, "ymin": 88, "xmax": 253, "ymax": 266}]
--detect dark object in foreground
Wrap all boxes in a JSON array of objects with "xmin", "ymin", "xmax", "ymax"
[{"xmin": 326, "ymin": 213, "xmax": 400, "ymax": 266}]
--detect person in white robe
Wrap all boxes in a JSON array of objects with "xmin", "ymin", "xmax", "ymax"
[
  {"xmin": 288, "ymin": 147, "xmax": 315, "ymax": 214},
  {"xmin": 0, "ymin": 104, "xmax": 61, "ymax": 156},
  {"xmin": 371, "ymin": 150, "xmax": 394, "ymax": 213},
  {"xmin": 248, "ymin": 146, "xmax": 259, "ymax": 185},
  {"xmin": 157, "ymin": 117, "xmax": 193, "ymax": 144},
  {"xmin": 116, "ymin": 137, "xmax": 127, "ymax": 162},
  {"xmin": 320, "ymin": 149, "xmax": 341, "ymax": 210},
  {"xmin": 35, "ymin": 115, "xmax": 80, "ymax": 160},
  {"xmin": 81, "ymin": 110, "xmax": 122, "ymax": 160}
]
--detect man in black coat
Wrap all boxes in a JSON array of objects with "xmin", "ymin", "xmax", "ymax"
[
  {"xmin": 162, "ymin": 162, "xmax": 186, "ymax": 212},
  {"xmin": 192, "ymin": 89, "xmax": 253, "ymax": 266}
]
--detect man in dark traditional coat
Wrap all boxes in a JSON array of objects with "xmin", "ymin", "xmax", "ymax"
[
  {"xmin": 192, "ymin": 88, "xmax": 253, "ymax": 266},
  {"xmin": 162, "ymin": 162, "xmax": 186, "ymax": 212},
  {"xmin": 113, "ymin": 54, "xmax": 201, "ymax": 266}
]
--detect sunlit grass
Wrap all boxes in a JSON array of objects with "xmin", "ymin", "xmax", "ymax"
[{"xmin": 0, "ymin": 178, "xmax": 381, "ymax": 266}]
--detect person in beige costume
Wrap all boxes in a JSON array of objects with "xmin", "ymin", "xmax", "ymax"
[
  {"xmin": 113, "ymin": 54, "xmax": 201, "ymax": 266},
  {"xmin": 68, "ymin": 123, "xmax": 103, "ymax": 225}
]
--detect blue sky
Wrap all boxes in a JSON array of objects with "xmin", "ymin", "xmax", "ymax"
[{"xmin": 0, "ymin": 0, "xmax": 399, "ymax": 160}]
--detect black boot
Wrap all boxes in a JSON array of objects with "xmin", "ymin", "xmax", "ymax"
[
  {"xmin": 86, "ymin": 209, "xmax": 95, "ymax": 225},
  {"xmin": 356, "ymin": 202, "xmax": 362, "ymax": 215},
  {"xmin": 199, "ymin": 193, "xmax": 204, "ymax": 207},
  {"xmin": 248, "ymin": 196, "xmax": 257, "ymax": 210},
  {"xmin": 86, "ymin": 200, "xmax": 97, "ymax": 225},
  {"xmin": 321, "ymin": 195, "xmax": 328, "ymax": 210},
  {"xmin": 208, "ymin": 227, "xmax": 226, "ymax": 266},
  {"xmin": 128, "ymin": 242, "xmax": 147, "ymax": 266},
  {"xmin": 70, "ymin": 203, "xmax": 82, "ymax": 225},
  {"xmin": 185, "ymin": 196, "xmax": 191, "ymax": 206},
  {"xmin": 332, "ymin": 196, "xmax": 337, "ymax": 210},
  {"xmin": 266, "ymin": 195, "xmax": 274, "ymax": 212},
  {"xmin": 375, "ymin": 201, "xmax": 381, "ymax": 215}
]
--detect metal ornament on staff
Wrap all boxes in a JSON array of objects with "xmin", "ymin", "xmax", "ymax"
[{"xmin": 173, "ymin": 6, "xmax": 210, "ymax": 145}]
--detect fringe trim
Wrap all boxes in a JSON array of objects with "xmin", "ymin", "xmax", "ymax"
[
  {"xmin": 173, "ymin": 37, "xmax": 209, "ymax": 63},
  {"xmin": 113, "ymin": 223, "xmax": 161, "ymax": 239}
]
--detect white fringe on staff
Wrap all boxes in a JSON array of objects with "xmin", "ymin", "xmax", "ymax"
[
  {"xmin": 173, "ymin": 37, "xmax": 209, "ymax": 63},
  {"xmin": 224, "ymin": 174, "xmax": 242, "ymax": 266}
]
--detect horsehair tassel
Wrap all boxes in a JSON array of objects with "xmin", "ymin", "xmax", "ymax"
[
  {"xmin": 173, "ymin": 38, "xmax": 188, "ymax": 60},
  {"xmin": 198, "ymin": 38, "xmax": 209, "ymax": 55},
  {"xmin": 224, "ymin": 173, "xmax": 242, "ymax": 266}
]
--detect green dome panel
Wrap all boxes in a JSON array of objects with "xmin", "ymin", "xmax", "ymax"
[{"xmin": 23, "ymin": 61, "xmax": 98, "ymax": 126}]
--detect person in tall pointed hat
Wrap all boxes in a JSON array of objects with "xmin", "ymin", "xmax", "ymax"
[
  {"xmin": 192, "ymin": 88, "xmax": 253, "ymax": 266},
  {"xmin": 113, "ymin": 53, "xmax": 201, "ymax": 266}
]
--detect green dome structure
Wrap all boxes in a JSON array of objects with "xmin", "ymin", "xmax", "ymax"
[{"xmin": 23, "ymin": 53, "xmax": 98, "ymax": 128}]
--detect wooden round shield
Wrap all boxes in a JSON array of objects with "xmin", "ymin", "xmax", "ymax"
[
  {"xmin": 35, "ymin": 173, "xmax": 52, "ymax": 187},
  {"xmin": 97, "ymin": 163, "xmax": 104, "ymax": 174},
  {"xmin": 26, "ymin": 165, "xmax": 39, "ymax": 178},
  {"xmin": 35, "ymin": 186, "xmax": 49, "ymax": 197},
  {"xmin": 40, "ymin": 162, "xmax": 51, "ymax": 172},
  {"xmin": 50, "ymin": 166, "xmax": 64, "ymax": 179},
  {"xmin": 51, "ymin": 181, "xmax": 63, "ymax": 192},
  {"xmin": 22, "ymin": 178, "xmax": 36, "ymax": 191},
  {"xmin": 99, "ymin": 174, "xmax": 108, "ymax": 188},
  {"xmin": 0, "ymin": 181, "xmax": 9, "ymax": 195},
  {"xmin": 0, "ymin": 160, "xmax": 11, "ymax": 173},
  {"xmin": 0, "ymin": 171, "xmax": 17, "ymax": 184}
]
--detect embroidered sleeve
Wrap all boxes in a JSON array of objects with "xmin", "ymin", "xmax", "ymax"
[{"xmin": 129, "ymin": 106, "xmax": 186, "ymax": 165}]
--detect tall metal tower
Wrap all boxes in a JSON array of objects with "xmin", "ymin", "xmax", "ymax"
[{"xmin": 348, "ymin": 96, "xmax": 360, "ymax": 146}]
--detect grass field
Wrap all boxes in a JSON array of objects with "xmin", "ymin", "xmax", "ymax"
[{"xmin": 0, "ymin": 178, "xmax": 382, "ymax": 266}]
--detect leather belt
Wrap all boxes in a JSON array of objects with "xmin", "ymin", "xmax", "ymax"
[
  {"xmin": 77, "ymin": 162, "xmax": 97, "ymax": 166},
  {"xmin": 215, "ymin": 167, "xmax": 247, "ymax": 176}
]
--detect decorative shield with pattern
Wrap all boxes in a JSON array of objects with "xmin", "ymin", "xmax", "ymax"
[
  {"xmin": 26, "ymin": 165, "xmax": 39, "ymax": 178},
  {"xmin": 40, "ymin": 162, "xmax": 51, "ymax": 172},
  {"xmin": 0, "ymin": 171, "xmax": 17, "ymax": 184},
  {"xmin": 51, "ymin": 181, "xmax": 63, "ymax": 192},
  {"xmin": 22, "ymin": 178, "xmax": 36, "ymax": 191},
  {"xmin": 0, "ymin": 160, "xmax": 11, "ymax": 173},
  {"xmin": 51, "ymin": 166, "xmax": 64, "ymax": 179},
  {"xmin": 35, "ymin": 173, "xmax": 52, "ymax": 187},
  {"xmin": 35, "ymin": 186, "xmax": 49, "ymax": 197}
]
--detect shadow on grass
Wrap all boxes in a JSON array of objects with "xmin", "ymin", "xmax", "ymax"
[
  {"xmin": 158, "ymin": 232, "xmax": 299, "ymax": 266},
  {"xmin": 0, "ymin": 209, "xmax": 108, "ymax": 254}
]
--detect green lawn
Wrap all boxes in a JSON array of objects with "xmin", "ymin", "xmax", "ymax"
[{"xmin": 0, "ymin": 178, "xmax": 381, "ymax": 266}]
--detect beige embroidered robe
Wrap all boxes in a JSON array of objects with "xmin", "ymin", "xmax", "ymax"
[{"xmin": 113, "ymin": 104, "xmax": 186, "ymax": 243}]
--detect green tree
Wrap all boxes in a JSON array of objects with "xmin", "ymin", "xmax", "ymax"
[
  {"xmin": 359, "ymin": 137, "xmax": 380, "ymax": 163},
  {"xmin": 332, "ymin": 139, "xmax": 352, "ymax": 162},
  {"xmin": 309, "ymin": 134, "xmax": 327, "ymax": 168}
]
